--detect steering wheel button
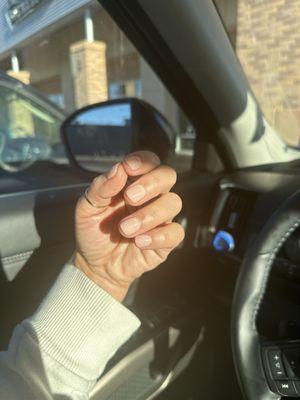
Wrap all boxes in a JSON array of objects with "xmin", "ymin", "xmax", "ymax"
[
  {"xmin": 283, "ymin": 351, "xmax": 300, "ymax": 379},
  {"xmin": 268, "ymin": 350, "xmax": 287, "ymax": 379},
  {"xmin": 293, "ymin": 381, "xmax": 300, "ymax": 395},
  {"xmin": 275, "ymin": 381, "xmax": 297, "ymax": 396}
]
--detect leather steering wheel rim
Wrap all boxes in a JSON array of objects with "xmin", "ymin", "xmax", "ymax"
[{"xmin": 231, "ymin": 189, "xmax": 300, "ymax": 400}]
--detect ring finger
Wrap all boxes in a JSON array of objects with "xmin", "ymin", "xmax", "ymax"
[{"xmin": 134, "ymin": 222, "xmax": 185, "ymax": 250}]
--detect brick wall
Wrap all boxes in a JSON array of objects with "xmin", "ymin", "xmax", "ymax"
[{"xmin": 236, "ymin": 0, "xmax": 300, "ymax": 145}]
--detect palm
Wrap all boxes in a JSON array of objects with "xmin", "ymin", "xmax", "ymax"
[{"xmin": 76, "ymin": 192, "xmax": 166, "ymax": 283}]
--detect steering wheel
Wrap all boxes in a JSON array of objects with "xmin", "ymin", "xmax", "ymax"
[
  {"xmin": 0, "ymin": 132, "xmax": 50, "ymax": 172},
  {"xmin": 0, "ymin": 132, "xmax": 21, "ymax": 172},
  {"xmin": 232, "ymin": 190, "xmax": 300, "ymax": 400}
]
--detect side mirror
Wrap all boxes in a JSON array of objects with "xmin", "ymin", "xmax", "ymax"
[{"xmin": 61, "ymin": 98, "xmax": 176, "ymax": 172}]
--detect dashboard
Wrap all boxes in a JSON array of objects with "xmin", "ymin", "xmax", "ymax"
[
  {"xmin": 208, "ymin": 168, "xmax": 300, "ymax": 263},
  {"xmin": 205, "ymin": 168, "xmax": 300, "ymax": 337},
  {"xmin": 202, "ymin": 168, "xmax": 300, "ymax": 397}
]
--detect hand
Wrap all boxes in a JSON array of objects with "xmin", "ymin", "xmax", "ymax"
[{"xmin": 74, "ymin": 151, "xmax": 184, "ymax": 301}]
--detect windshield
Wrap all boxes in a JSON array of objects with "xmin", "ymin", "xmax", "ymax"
[{"xmin": 214, "ymin": 0, "xmax": 300, "ymax": 149}]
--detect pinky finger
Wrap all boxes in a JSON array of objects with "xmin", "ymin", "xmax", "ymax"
[{"xmin": 134, "ymin": 222, "xmax": 185, "ymax": 250}]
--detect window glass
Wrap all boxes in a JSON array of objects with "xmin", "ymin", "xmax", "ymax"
[
  {"xmin": 0, "ymin": 2, "xmax": 194, "ymax": 172},
  {"xmin": 214, "ymin": 0, "xmax": 300, "ymax": 148},
  {"xmin": 0, "ymin": 84, "xmax": 63, "ymax": 170}
]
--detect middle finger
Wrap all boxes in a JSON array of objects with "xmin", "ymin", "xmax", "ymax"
[
  {"xmin": 123, "ymin": 165, "xmax": 177, "ymax": 206},
  {"xmin": 119, "ymin": 192, "xmax": 182, "ymax": 238}
]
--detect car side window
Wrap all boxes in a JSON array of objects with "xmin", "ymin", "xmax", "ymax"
[{"xmin": 0, "ymin": 3, "xmax": 194, "ymax": 173}]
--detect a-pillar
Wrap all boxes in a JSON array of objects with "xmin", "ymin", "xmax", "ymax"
[{"xmin": 140, "ymin": 59, "xmax": 178, "ymax": 131}]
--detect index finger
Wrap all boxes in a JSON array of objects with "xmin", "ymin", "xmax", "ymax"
[
  {"xmin": 77, "ymin": 162, "xmax": 128, "ymax": 215},
  {"xmin": 122, "ymin": 151, "xmax": 160, "ymax": 177}
]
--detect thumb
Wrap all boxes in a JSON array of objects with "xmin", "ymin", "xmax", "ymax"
[{"xmin": 77, "ymin": 163, "xmax": 128, "ymax": 216}]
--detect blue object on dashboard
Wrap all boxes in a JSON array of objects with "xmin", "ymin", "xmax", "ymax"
[{"xmin": 212, "ymin": 230, "xmax": 235, "ymax": 252}]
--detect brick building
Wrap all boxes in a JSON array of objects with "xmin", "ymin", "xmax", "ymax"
[{"xmin": 216, "ymin": 0, "xmax": 300, "ymax": 146}]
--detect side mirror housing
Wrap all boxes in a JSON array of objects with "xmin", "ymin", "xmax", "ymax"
[{"xmin": 61, "ymin": 98, "xmax": 176, "ymax": 172}]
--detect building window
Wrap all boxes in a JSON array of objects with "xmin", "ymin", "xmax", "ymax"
[
  {"xmin": 48, "ymin": 93, "xmax": 65, "ymax": 108},
  {"xmin": 109, "ymin": 80, "xmax": 142, "ymax": 99}
]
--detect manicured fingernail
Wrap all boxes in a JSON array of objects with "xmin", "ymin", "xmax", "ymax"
[
  {"xmin": 135, "ymin": 235, "xmax": 152, "ymax": 248},
  {"xmin": 124, "ymin": 155, "xmax": 142, "ymax": 170},
  {"xmin": 120, "ymin": 217, "xmax": 141, "ymax": 235},
  {"xmin": 126, "ymin": 185, "xmax": 146, "ymax": 203},
  {"xmin": 107, "ymin": 163, "xmax": 119, "ymax": 179}
]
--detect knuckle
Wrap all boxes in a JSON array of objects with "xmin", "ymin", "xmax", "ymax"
[
  {"xmin": 165, "ymin": 223, "xmax": 185, "ymax": 248},
  {"xmin": 177, "ymin": 224, "xmax": 186, "ymax": 242},
  {"xmin": 148, "ymin": 151, "xmax": 161, "ymax": 165},
  {"xmin": 150, "ymin": 210, "xmax": 158, "ymax": 221},
  {"xmin": 163, "ymin": 228, "xmax": 172, "ymax": 242},
  {"xmin": 143, "ymin": 208, "xmax": 158, "ymax": 224},
  {"xmin": 167, "ymin": 192, "xmax": 183, "ymax": 213},
  {"xmin": 91, "ymin": 175, "xmax": 102, "ymax": 186},
  {"xmin": 159, "ymin": 165, "xmax": 177, "ymax": 186},
  {"xmin": 166, "ymin": 166, "xmax": 177, "ymax": 185},
  {"xmin": 149, "ymin": 166, "xmax": 176, "ymax": 193},
  {"xmin": 134, "ymin": 150, "xmax": 160, "ymax": 165},
  {"xmin": 91, "ymin": 177, "xmax": 98, "ymax": 187},
  {"xmin": 150, "ymin": 174, "xmax": 160, "ymax": 190}
]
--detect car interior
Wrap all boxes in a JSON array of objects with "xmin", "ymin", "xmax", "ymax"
[{"xmin": 2, "ymin": 0, "xmax": 300, "ymax": 399}]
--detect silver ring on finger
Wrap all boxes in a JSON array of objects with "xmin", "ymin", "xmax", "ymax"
[{"xmin": 83, "ymin": 187, "xmax": 103, "ymax": 209}]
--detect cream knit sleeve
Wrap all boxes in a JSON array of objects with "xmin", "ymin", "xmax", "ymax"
[{"xmin": 0, "ymin": 263, "xmax": 141, "ymax": 399}]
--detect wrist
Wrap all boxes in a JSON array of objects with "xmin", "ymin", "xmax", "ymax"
[{"xmin": 73, "ymin": 252, "xmax": 130, "ymax": 302}]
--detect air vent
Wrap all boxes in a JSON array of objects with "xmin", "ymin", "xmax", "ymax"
[{"xmin": 215, "ymin": 189, "xmax": 257, "ymax": 256}]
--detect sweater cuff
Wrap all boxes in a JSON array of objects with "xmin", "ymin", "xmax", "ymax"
[{"xmin": 25, "ymin": 263, "xmax": 141, "ymax": 380}]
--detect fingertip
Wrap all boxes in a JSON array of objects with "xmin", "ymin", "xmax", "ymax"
[
  {"xmin": 105, "ymin": 162, "xmax": 127, "ymax": 180},
  {"xmin": 91, "ymin": 174, "xmax": 107, "ymax": 189},
  {"xmin": 91, "ymin": 163, "xmax": 128, "ymax": 200},
  {"xmin": 151, "ymin": 152, "xmax": 161, "ymax": 166},
  {"xmin": 123, "ymin": 155, "xmax": 142, "ymax": 171},
  {"xmin": 122, "ymin": 151, "xmax": 160, "ymax": 176},
  {"xmin": 109, "ymin": 162, "xmax": 126, "ymax": 182},
  {"xmin": 106, "ymin": 162, "xmax": 120, "ymax": 179},
  {"xmin": 178, "ymin": 224, "xmax": 186, "ymax": 244}
]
